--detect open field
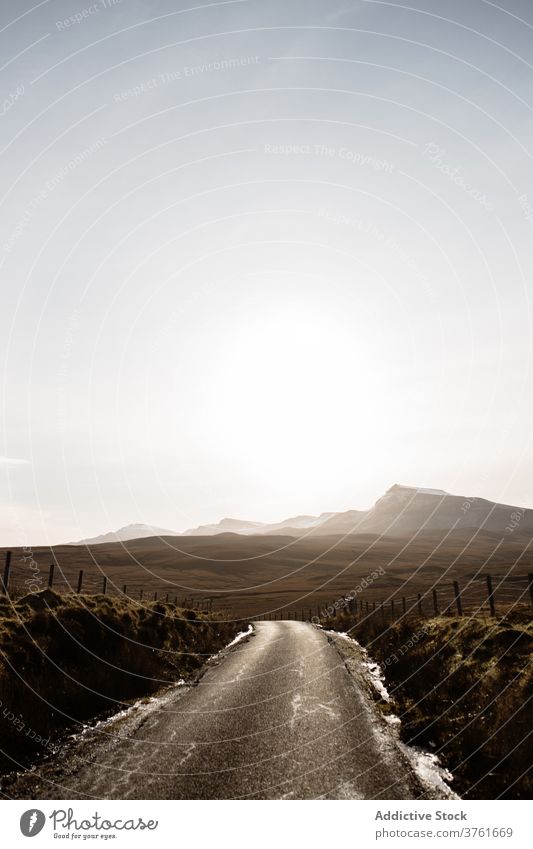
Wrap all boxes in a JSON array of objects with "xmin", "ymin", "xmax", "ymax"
[{"xmin": 2, "ymin": 529, "xmax": 532, "ymax": 620}]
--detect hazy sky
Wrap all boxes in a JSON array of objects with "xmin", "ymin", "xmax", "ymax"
[{"xmin": 2, "ymin": 0, "xmax": 533, "ymax": 544}]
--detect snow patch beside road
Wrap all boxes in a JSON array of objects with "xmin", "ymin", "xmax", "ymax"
[{"xmin": 324, "ymin": 628, "xmax": 457, "ymax": 800}]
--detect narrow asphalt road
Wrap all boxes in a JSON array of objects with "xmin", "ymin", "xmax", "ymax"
[{"xmin": 6, "ymin": 622, "xmax": 437, "ymax": 799}]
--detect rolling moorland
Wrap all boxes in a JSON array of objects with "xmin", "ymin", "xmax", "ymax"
[
  {"xmin": 2, "ymin": 528, "xmax": 532, "ymax": 619},
  {"xmin": 2, "ymin": 486, "xmax": 533, "ymax": 619}
]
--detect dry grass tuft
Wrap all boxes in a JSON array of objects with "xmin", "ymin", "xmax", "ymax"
[
  {"xmin": 0, "ymin": 590, "xmax": 240, "ymax": 773},
  {"xmin": 324, "ymin": 609, "xmax": 532, "ymax": 799}
]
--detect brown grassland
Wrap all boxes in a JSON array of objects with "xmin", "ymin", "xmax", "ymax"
[{"xmin": 2, "ymin": 527, "xmax": 532, "ymax": 618}]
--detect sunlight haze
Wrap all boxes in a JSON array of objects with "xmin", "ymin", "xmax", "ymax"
[{"xmin": 1, "ymin": 0, "xmax": 533, "ymax": 544}]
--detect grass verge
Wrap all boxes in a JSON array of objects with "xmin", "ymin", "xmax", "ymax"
[
  {"xmin": 323, "ymin": 610, "xmax": 532, "ymax": 799},
  {"xmin": 0, "ymin": 589, "xmax": 241, "ymax": 774}
]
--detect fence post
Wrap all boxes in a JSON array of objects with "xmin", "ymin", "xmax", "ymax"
[
  {"xmin": 48, "ymin": 563, "xmax": 55, "ymax": 589},
  {"xmin": 154, "ymin": 591, "xmax": 158, "ymax": 601},
  {"xmin": 486, "ymin": 574, "xmax": 496, "ymax": 617},
  {"xmin": 140, "ymin": 588, "xmax": 143, "ymax": 600},
  {"xmin": 417, "ymin": 593, "xmax": 422, "ymax": 615},
  {"xmin": 102, "ymin": 576, "xmax": 107, "ymax": 595},
  {"xmin": 166, "ymin": 593, "xmax": 169, "ymax": 603},
  {"xmin": 1, "ymin": 550, "xmax": 12, "ymax": 595},
  {"xmin": 528, "ymin": 574, "xmax": 533, "ymax": 611},
  {"xmin": 453, "ymin": 580, "xmax": 463, "ymax": 616},
  {"xmin": 123, "ymin": 584, "xmax": 127, "ymax": 596},
  {"xmin": 77, "ymin": 570, "xmax": 84, "ymax": 593},
  {"xmin": 432, "ymin": 588, "xmax": 439, "ymax": 615}
]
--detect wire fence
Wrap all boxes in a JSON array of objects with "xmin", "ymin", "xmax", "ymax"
[
  {"xmin": 0, "ymin": 552, "xmax": 214, "ymax": 612},
  {"xmin": 245, "ymin": 573, "xmax": 533, "ymax": 622},
  {"xmin": 310, "ymin": 573, "xmax": 533, "ymax": 623}
]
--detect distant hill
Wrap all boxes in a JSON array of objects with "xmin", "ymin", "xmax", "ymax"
[
  {"xmin": 75, "ymin": 484, "xmax": 533, "ymax": 544},
  {"xmin": 312, "ymin": 509, "xmax": 368, "ymax": 535},
  {"xmin": 183, "ymin": 512, "xmax": 336, "ymax": 537},
  {"xmin": 353, "ymin": 484, "xmax": 533, "ymax": 538},
  {"xmin": 182, "ymin": 484, "xmax": 533, "ymax": 539},
  {"xmin": 73, "ymin": 523, "xmax": 181, "ymax": 546},
  {"xmin": 181, "ymin": 518, "xmax": 266, "ymax": 536}
]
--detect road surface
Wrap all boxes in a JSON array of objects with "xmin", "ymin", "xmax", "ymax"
[{"xmin": 5, "ymin": 621, "xmax": 442, "ymax": 799}]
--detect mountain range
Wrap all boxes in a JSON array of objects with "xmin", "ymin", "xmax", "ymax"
[{"xmin": 75, "ymin": 484, "xmax": 533, "ymax": 545}]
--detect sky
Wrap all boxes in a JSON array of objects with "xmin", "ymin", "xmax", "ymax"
[{"xmin": 1, "ymin": 0, "xmax": 533, "ymax": 545}]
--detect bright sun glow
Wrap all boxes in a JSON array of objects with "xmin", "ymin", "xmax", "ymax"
[{"xmin": 203, "ymin": 302, "xmax": 393, "ymax": 486}]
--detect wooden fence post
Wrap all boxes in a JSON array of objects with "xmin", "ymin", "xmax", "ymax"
[
  {"xmin": 122, "ymin": 584, "xmax": 127, "ymax": 596},
  {"xmin": 486, "ymin": 574, "xmax": 496, "ymax": 617},
  {"xmin": 77, "ymin": 570, "xmax": 84, "ymax": 593},
  {"xmin": 48, "ymin": 563, "xmax": 55, "ymax": 588},
  {"xmin": 140, "ymin": 588, "xmax": 143, "ymax": 600},
  {"xmin": 2, "ymin": 550, "xmax": 12, "ymax": 595},
  {"xmin": 453, "ymin": 580, "xmax": 463, "ymax": 616},
  {"xmin": 102, "ymin": 576, "xmax": 107, "ymax": 595},
  {"xmin": 432, "ymin": 588, "xmax": 439, "ymax": 615},
  {"xmin": 154, "ymin": 591, "xmax": 158, "ymax": 601}
]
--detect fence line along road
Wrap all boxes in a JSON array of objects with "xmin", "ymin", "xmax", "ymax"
[
  {"xmin": 0, "ymin": 553, "xmax": 214, "ymax": 612},
  {"xmin": 312, "ymin": 573, "xmax": 533, "ymax": 622}
]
